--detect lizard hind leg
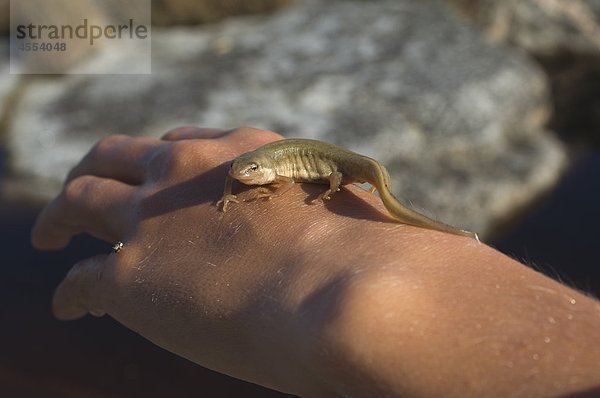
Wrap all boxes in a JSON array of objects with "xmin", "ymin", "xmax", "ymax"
[{"xmin": 317, "ymin": 171, "xmax": 343, "ymax": 202}]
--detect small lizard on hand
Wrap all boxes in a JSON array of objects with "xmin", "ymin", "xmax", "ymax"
[{"xmin": 217, "ymin": 138, "xmax": 479, "ymax": 240}]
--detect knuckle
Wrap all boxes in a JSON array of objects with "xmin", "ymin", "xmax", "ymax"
[
  {"xmin": 151, "ymin": 140, "xmax": 211, "ymax": 176},
  {"xmin": 161, "ymin": 131, "xmax": 179, "ymax": 141},
  {"xmin": 63, "ymin": 175, "xmax": 101, "ymax": 204},
  {"xmin": 161, "ymin": 126, "xmax": 195, "ymax": 140},
  {"xmin": 225, "ymin": 127, "xmax": 283, "ymax": 145},
  {"xmin": 169, "ymin": 140, "xmax": 196, "ymax": 160},
  {"xmin": 67, "ymin": 135, "xmax": 132, "ymax": 182},
  {"xmin": 90, "ymin": 134, "xmax": 130, "ymax": 160}
]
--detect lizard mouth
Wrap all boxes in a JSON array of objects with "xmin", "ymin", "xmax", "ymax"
[{"xmin": 229, "ymin": 168, "xmax": 254, "ymax": 181}]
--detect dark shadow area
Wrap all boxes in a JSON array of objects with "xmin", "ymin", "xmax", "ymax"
[
  {"xmin": 223, "ymin": 175, "xmax": 392, "ymax": 224},
  {"xmin": 299, "ymin": 183, "xmax": 393, "ymax": 224},
  {"xmin": 0, "ymin": 204, "xmax": 292, "ymax": 398},
  {"xmin": 536, "ymin": 53, "xmax": 600, "ymax": 148},
  {"xmin": 556, "ymin": 385, "xmax": 600, "ymax": 398},
  {"xmin": 493, "ymin": 152, "xmax": 600, "ymax": 297},
  {"xmin": 141, "ymin": 162, "xmax": 227, "ymax": 217}
]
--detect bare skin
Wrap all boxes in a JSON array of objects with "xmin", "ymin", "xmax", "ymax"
[
  {"xmin": 216, "ymin": 139, "xmax": 478, "ymax": 240},
  {"xmin": 32, "ymin": 127, "xmax": 600, "ymax": 397}
]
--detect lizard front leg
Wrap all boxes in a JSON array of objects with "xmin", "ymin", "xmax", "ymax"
[
  {"xmin": 253, "ymin": 175, "xmax": 295, "ymax": 200},
  {"xmin": 216, "ymin": 174, "xmax": 239, "ymax": 212}
]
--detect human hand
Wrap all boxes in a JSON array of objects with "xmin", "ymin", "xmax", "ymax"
[
  {"xmin": 32, "ymin": 127, "xmax": 600, "ymax": 397},
  {"xmin": 32, "ymin": 127, "xmax": 328, "ymax": 394}
]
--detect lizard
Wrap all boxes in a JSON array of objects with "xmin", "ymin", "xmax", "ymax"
[{"xmin": 216, "ymin": 138, "xmax": 479, "ymax": 240}]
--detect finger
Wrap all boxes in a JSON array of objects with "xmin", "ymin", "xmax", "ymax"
[
  {"xmin": 219, "ymin": 127, "xmax": 283, "ymax": 148},
  {"xmin": 32, "ymin": 176, "xmax": 134, "ymax": 250},
  {"xmin": 53, "ymin": 255, "xmax": 112, "ymax": 320},
  {"xmin": 66, "ymin": 135, "xmax": 161, "ymax": 185},
  {"xmin": 161, "ymin": 126, "xmax": 228, "ymax": 141}
]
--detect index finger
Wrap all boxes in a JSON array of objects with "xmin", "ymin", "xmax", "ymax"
[{"xmin": 161, "ymin": 127, "xmax": 228, "ymax": 141}]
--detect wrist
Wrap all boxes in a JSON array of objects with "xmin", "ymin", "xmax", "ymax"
[{"xmin": 214, "ymin": 182, "xmax": 483, "ymax": 395}]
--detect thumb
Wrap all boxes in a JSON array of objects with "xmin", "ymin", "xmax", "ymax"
[{"xmin": 53, "ymin": 255, "xmax": 112, "ymax": 320}]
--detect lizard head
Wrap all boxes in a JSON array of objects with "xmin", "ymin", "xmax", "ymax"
[{"xmin": 229, "ymin": 153, "xmax": 277, "ymax": 185}]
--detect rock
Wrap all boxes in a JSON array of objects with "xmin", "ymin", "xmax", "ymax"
[
  {"xmin": 0, "ymin": 38, "xmax": 19, "ymax": 136},
  {"xmin": 4, "ymin": 0, "xmax": 567, "ymax": 237},
  {"xmin": 0, "ymin": 0, "xmax": 292, "ymax": 33},
  {"xmin": 0, "ymin": 0, "xmax": 7, "ymax": 35},
  {"xmin": 446, "ymin": 0, "xmax": 600, "ymax": 56},
  {"xmin": 446, "ymin": 0, "xmax": 600, "ymax": 145},
  {"xmin": 152, "ymin": 0, "xmax": 293, "ymax": 26},
  {"xmin": 0, "ymin": 37, "xmax": 21, "ymax": 200}
]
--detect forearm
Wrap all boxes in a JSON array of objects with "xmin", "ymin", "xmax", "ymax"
[
  {"xmin": 279, "ymin": 208, "xmax": 600, "ymax": 397},
  {"xmin": 235, "ymin": 184, "xmax": 600, "ymax": 397}
]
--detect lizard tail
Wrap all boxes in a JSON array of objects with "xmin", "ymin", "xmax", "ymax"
[{"xmin": 372, "ymin": 164, "xmax": 479, "ymax": 241}]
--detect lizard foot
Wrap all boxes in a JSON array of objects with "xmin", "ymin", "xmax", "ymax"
[
  {"xmin": 313, "ymin": 189, "xmax": 333, "ymax": 203},
  {"xmin": 216, "ymin": 194, "xmax": 239, "ymax": 212},
  {"xmin": 253, "ymin": 187, "xmax": 279, "ymax": 201}
]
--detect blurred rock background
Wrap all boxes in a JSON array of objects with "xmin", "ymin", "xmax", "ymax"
[
  {"xmin": 448, "ymin": 0, "xmax": 600, "ymax": 146},
  {"xmin": 1, "ymin": 0, "xmax": 599, "ymax": 397},
  {"xmin": 0, "ymin": 0, "xmax": 569, "ymax": 236}
]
